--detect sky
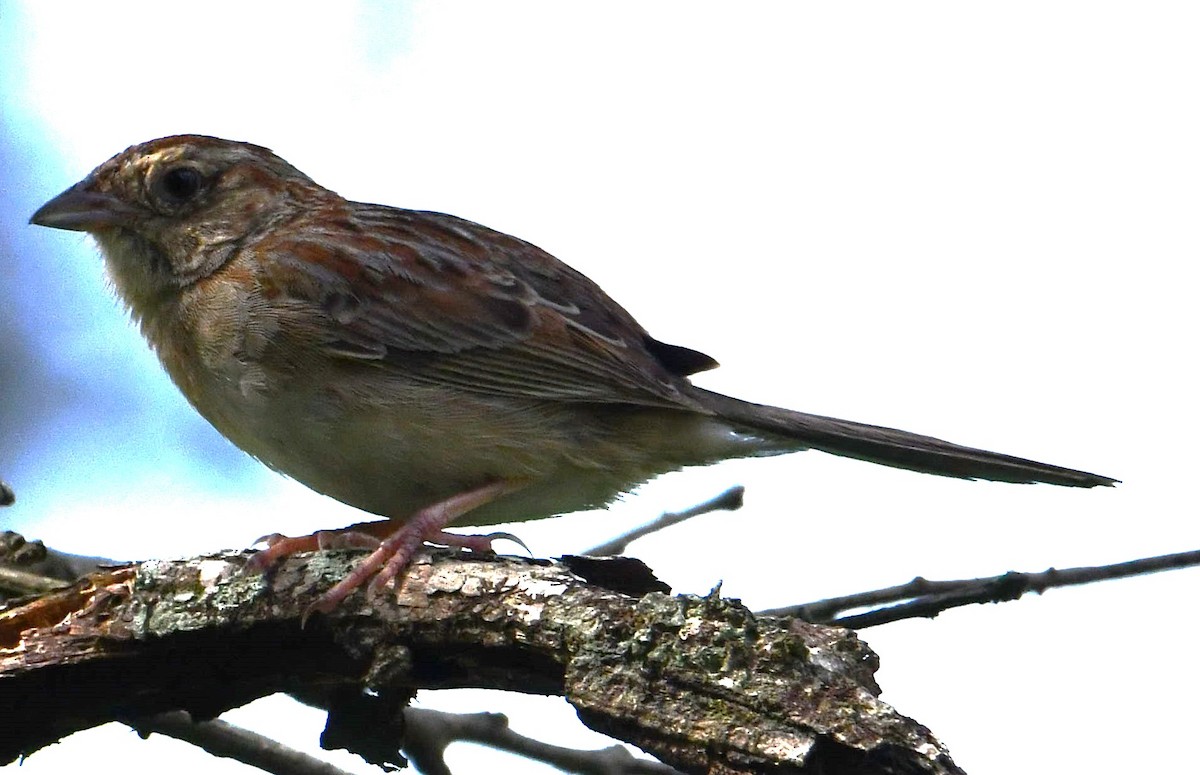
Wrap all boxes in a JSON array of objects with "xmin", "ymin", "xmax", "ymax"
[{"xmin": 2, "ymin": 2, "xmax": 1199, "ymax": 773}]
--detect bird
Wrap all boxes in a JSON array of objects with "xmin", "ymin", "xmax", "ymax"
[{"xmin": 30, "ymin": 135, "xmax": 1116, "ymax": 613}]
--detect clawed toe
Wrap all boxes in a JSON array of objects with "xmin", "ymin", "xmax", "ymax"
[
  {"xmin": 484, "ymin": 530, "xmax": 531, "ymax": 556},
  {"xmin": 252, "ymin": 532, "xmax": 288, "ymax": 548},
  {"xmin": 244, "ymin": 534, "xmax": 321, "ymax": 573},
  {"xmin": 427, "ymin": 529, "xmax": 530, "ymax": 555}
]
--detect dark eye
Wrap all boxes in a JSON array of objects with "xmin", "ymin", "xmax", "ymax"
[{"xmin": 156, "ymin": 166, "xmax": 204, "ymax": 205}]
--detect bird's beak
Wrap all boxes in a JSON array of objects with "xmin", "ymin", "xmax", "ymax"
[{"xmin": 29, "ymin": 182, "xmax": 137, "ymax": 232}]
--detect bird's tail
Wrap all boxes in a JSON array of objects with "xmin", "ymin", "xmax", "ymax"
[{"xmin": 692, "ymin": 388, "xmax": 1117, "ymax": 488}]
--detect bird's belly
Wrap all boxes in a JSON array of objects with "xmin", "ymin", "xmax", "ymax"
[{"xmin": 189, "ymin": 376, "xmax": 753, "ymax": 527}]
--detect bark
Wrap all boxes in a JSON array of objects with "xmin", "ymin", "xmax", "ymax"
[{"xmin": 0, "ymin": 549, "xmax": 963, "ymax": 774}]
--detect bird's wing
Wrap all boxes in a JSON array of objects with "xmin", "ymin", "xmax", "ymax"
[{"xmin": 253, "ymin": 204, "xmax": 717, "ymax": 410}]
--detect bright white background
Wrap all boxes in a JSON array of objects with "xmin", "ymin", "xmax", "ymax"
[{"xmin": 2, "ymin": 2, "xmax": 1197, "ymax": 773}]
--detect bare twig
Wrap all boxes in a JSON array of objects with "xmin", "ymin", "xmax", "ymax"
[
  {"xmin": 0, "ymin": 531, "xmax": 109, "ymax": 600},
  {"xmin": 764, "ymin": 549, "xmax": 1200, "ymax": 628},
  {"xmin": 583, "ymin": 486, "xmax": 744, "ymax": 557},
  {"xmin": 130, "ymin": 712, "xmax": 355, "ymax": 775},
  {"xmin": 0, "ymin": 564, "xmax": 72, "ymax": 597},
  {"xmin": 402, "ymin": 708, "xmax": 681, "ymax": 775},
  {"xmin": 131, "ymin": 692, "xmax": 683, "ymax": 774},
  {"xmin": 131, "ymin": 700, "xmax": 681, "ymax": 775}
]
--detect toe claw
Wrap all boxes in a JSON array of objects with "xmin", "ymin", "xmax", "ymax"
[
  {"xmin": 485, "ymin": 531, "xmax": 532, "ymax": 556},
  {"xmin": 252, "ymin": 532, "xmax": 287, "ymax": 548},
  {"xmin": 299, "ymin": 604, "xmax": 317, "ymax": 629},
  {"xmin": 300, "ymin": 596, "xmax": 337, "ymax": 628}
]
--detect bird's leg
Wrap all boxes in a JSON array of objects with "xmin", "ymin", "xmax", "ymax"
[
  {"xmin": 245, "ymin": 480, "xmax": 522, "ymax": 618},
  {"xmin": 311, "ymin": 479, "xmax": 520, "ymax": 616}
]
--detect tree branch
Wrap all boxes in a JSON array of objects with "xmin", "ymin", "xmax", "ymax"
[
  {"xmin": 0, "ymin": 529, "xmax": 106, "ymax": 598},
  {"xmin": 0, "ymin": 550, "xmax": 961, "ymax": 774},
  {"xmin": 130, "ymin": 711, "xmax": 356, "ymax": 775},
  {"xmin": 764, "ymin": 549, "xmax": 1200, "ymax": 627},
  {"xmin": 401, "ymin": 707, "xmax": 681, "ymax": 774},
  {"xmin": 582, "ymin": 486, "xmax": 745, "ymax": 557}
]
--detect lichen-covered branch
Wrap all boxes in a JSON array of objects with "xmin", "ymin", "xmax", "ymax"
[{"xmin": 0, "ymin": 550, "xmax": 963, "ymax": 774}]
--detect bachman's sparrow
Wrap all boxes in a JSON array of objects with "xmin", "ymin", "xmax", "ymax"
[{"xmin": 31, "ymin": 135, "xmax": 1115, "ymax": 613}]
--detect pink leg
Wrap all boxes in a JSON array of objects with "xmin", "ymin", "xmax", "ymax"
[{"xmin": 300, "ymin": 480, "xmax": 520, "ymax": 618}]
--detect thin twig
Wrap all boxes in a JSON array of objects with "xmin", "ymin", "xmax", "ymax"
[
  {"xmin": 0, "ymin": 564, "xmax": 72, "ymax": 597},
  {"xmin": 129, "ymin": 712, "xmax": 354, "ymax": 775},
  {"xmin": 403, "ymin": 707, "xmax": 681, "ymax": 775},
  {"xmin": 583, "ymin": 486, "xmax": 744, "ymax": 557},
  {"xmin": 130, "ymin": 704, "xmax": 684, "ymax": 775},
  {"xmin": 763, "ymin": 548, "xmax": 1200, "ymax": 628},
  {"xmin": 0, "ymin": 530, "xmax": 109, "ymax": 600}
]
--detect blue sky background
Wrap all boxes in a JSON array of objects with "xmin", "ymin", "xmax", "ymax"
[{"xmin": 3, "ymin": 3, "xmax": 1199, "ymax": 773}]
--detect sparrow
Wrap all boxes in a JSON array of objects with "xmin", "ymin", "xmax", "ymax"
[{"xmin": 30, "ymin": 135, "xmax": 1116, "ymax": 613}]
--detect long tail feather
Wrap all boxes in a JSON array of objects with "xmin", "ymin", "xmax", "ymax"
[{"xmin": 694, "ymin": 389, "xmax": 1117, "ymax": 488}]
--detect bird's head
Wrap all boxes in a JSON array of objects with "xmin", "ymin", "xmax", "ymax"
[{"xmin": 31, "ymin": 135, "xmax": 325, "ymax": 312}]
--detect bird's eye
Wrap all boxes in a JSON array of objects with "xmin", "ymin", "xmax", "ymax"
[{"xmin": 155, "ymin": 166, "xmax": 204, "ymax": 205}]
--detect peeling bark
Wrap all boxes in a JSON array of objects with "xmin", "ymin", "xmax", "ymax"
[{"xmin": 0, "ymin": 550, "xmax": 963, "ymax": 774}]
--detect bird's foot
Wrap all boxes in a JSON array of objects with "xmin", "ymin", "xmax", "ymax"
[{"xmin": 242, "ymin": 481, "xmax": 522, "ymax": 624}]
